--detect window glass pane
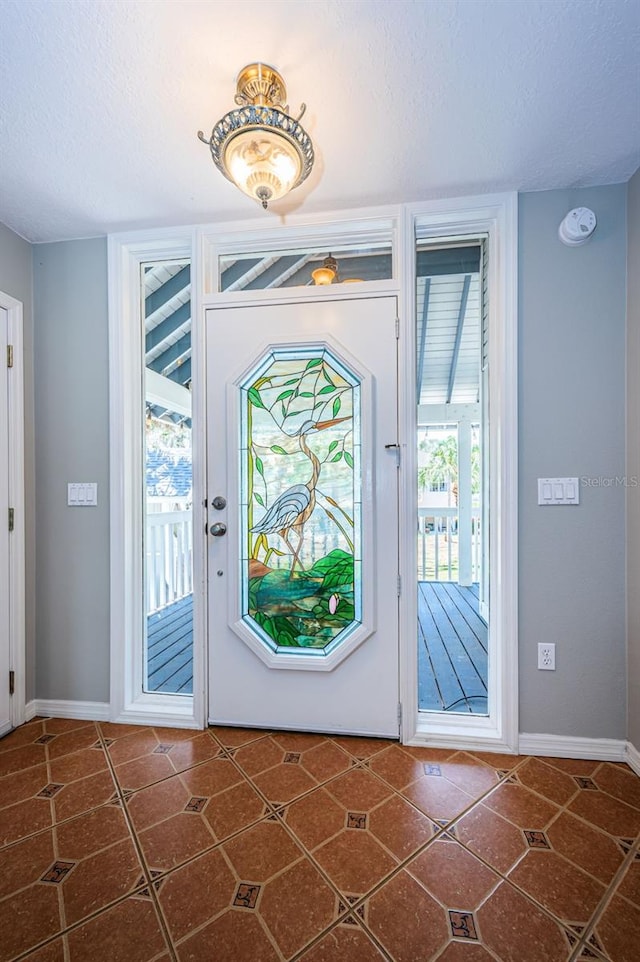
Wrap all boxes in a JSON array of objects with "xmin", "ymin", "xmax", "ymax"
[
  {"xmin": 415, "ymin": 242, "xmax": 489, "ymax": 715},
  {"xmin": 218, "ymin": 242, "xmax": 392, "ymax": 292},
  {"xmin": 239, "ymin": 346, "xmax": 361, "ymax": 656},
  {"xmin": 141, "ymin": 259, "xmax": 193, "ymax": 695}
]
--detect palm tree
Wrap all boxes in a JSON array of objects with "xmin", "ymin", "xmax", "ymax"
[
  {"xmin": 418, "ymin": 434, "xmax": 481, "ymax": 506},
  {"xmin": 419, "ymin": 435, "xmax": 459, "ymax": 504}
]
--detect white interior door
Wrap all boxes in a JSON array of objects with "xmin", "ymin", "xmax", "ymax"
[
  {"xmin": 207, "ymin": 296, "xmax": 399, "ymax": 736},
  {"xmin": 0, "ymin": 307, "xmax": 11, "ymax": 736}
]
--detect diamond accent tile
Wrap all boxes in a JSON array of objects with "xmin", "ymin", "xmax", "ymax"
[
  {"xmin": 449, "ymin": 910, "xmax": 478, "ymax": 940},
  {"xmin": 434, "ymin": 819, "xmax": 457, "ymax": 839},
  {"xmin": 40, "ymin": 860, "xmax": 76, "ymax": 884},
  {"xmin": 341, "ymin": 913, "xmax": 359, "ymax": 927},
  {"xmin": 36, "ymin": 782, "xmax": 64, "ymax": 798},
  {"xmin": 152, "ymin": 744, "xmax": 174, "ymax": 755},
  {"xmin": 233, "ymin": 882, "xmax": 261, "ymax": 909},
  {"xmin": 524, "ymin": 830, "xmax": 551, "ymax": 849},
  {"xmin": 338, "ymin": 895, "xmax": 366, "ymax": 922},
  {"xmin": 424, "ymin": 763, "xmax": 442, "ymax": 776},
  {"xmin": 347, "ymin": 812, "xmax": 367, "ymax": 830},
  {"xmin": 133, "ymin": 870, "xmax": 165, "ymax": 898},
  {"xmin": 35, "ymin": 734, "xmax": 56, "ymax": 744},
  {"xmin": 567, "ymin": 925, "xmax": 604, "ymax": 958},
  {"xmin": 618, "ymin": 838, "xmax": 635, "ymax": 854},
  {"xmin": 574, "ymin": 776, "xmax": 598, "ymax": 790},
  {"xmin": 184, "ymin": 796, "xmax": 208, "ymax": 813},
  {"xmin": 283, "ymin": 752, "xmax": 301, "ymax": 764}
]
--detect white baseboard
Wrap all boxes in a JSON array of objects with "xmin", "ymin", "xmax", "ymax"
[
  {"xmin": 626, "ymin": 741, "xmax": 640, "ymax": 777},
  {"xmin": 519, "ymin": 732, "xmax": 627, "ymax": 762},
  {"xmin": 26, "ymin": 699, "xmax": 110, "ymax": 722}
]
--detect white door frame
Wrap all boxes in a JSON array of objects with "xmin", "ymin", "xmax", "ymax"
[
  {"xmin": 399, "ymin": 195, "xmax": 519, "ymax": 752},
  {"xmin": 0, "ymin": 291, "xmax": 26, "ymax": 733},
  {"xmin": 108, "ymin": 197, "xmax": 516, "ymax": 745},
  {"xmin": 107, "ymin": 229, "xmax": 206, "ymax": 729}
]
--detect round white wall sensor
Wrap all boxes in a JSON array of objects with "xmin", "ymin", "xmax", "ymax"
[{"xmin": 558, "ymin": 207, "xmax": 597, "ymax": 246}]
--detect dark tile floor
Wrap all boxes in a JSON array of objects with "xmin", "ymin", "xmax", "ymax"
[{"xmin": 1, "ymin": 717, "xmax": 639, "ymax": 961}]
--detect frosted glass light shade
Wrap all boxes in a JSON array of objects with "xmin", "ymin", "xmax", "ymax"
[{"xmin": 224, "ymin": 130, "xmax": 303, "ymax": 207}]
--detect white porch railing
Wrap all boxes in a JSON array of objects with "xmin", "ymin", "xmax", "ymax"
[
  {"xmin": 417, "ymin": 507, "xmax": 481, "ymax": 583},
  {"xmin": 145, "ymin": 510, "xmax": 193, "ymax": 614}
]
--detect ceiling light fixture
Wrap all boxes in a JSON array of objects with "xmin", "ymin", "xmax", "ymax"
[
  {"xmin": 198, "ymin": 62, "xmax": 314, "ymax": 210},
  {"xmin": 311, "ymin": 254, "xmax": 364, "ymax": 286},
  {"xmin": 311, "ymin": 254, "xmax": 338, "ymax": 286}
]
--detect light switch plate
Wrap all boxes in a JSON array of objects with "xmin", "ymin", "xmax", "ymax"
[
  {"xmin": 68, "ymin": 483, "xmax": 98, "ymax": 506},
  {"xmin": 537, "ymin": 478, "xmax": 579, "ymax": 505}
]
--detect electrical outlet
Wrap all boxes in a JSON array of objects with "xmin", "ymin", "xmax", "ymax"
[{"xmin": 538, "ymin": 643, "xmax": 556, "ymax": 670}]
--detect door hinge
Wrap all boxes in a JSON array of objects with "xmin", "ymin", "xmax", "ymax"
[
  {"xmin": 395, "ymin": 317, "xmax": 400, "ymax": 339},
  {"xmin": 397, "ymin": 701, "xmax": 402, "ymax": 725},
  {"xmin": 7, "ymin": 345, "xmax": 13, "ymax": 368},
  {"xmin": 9, "ymin": 671, "xmax": 15, "ymax": 696},
  {"xmin": 397, "ymin": 574, "xmax": 402, "ymax": 597},
  {"xmin": 8, "ymin": 508, "xmax": 14, "ymax": 532}
]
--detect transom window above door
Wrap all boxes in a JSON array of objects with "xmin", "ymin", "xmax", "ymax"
[{"xmin": 216, "ymin": 241, "xmax": 393, "ymax": 292}]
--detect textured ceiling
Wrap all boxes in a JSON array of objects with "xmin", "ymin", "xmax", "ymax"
[{"xmin": 0, "ymin": 0, "xmax": 638, "ymax": 243}]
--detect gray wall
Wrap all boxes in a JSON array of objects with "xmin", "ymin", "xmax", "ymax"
[
  {"xmin": 0, "ymin": 223, "xmax": 36, "ymax": 701},
  {"xmin": 628, "ymin": 168, "xmax": 640, "ymax": 750},
  {"xmin": 33, "ymin": 239, "xmax": 110, "ymax": 702},
  {"xmin": 24, "ymin": 184, "xmax": 631, "ymax": 736},
  {"xmin": 519, "ymin": 185, "xmax": 627, "ymax": 739}
]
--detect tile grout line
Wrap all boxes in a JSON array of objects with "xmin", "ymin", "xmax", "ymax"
[
  {"xmin": 570, "ymin": 831, "xmax": 640, "ymax": 961},
  {"xmin": 288, "ymin": 910, "xmax": 395, "ymax": 962},
  {"xmin": 96, "ymin": 722, "xmax": 180, "ymax": 962},
  {"xmin": 135, "ymin": 734, "xmax": 433, "ymax": 959},
  {"xmin": 10, "ymin": 881, "xmax": 166, "ymax": 962},
  {"xmin": 6, "ymin": 723, "xmax": 638, "ymax": 962}
]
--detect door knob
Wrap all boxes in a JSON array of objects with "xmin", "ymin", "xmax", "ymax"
[{"xmin": 210, "ymin": 522, "xmax": 227, "ymax": 537}]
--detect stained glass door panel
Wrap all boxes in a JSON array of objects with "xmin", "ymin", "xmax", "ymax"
[
  {"xmin": 207, "ymin": 297, "xmax": 399, "ymax": 736},
  {"xmin": 240, "ymin": 347, "xmax": 361, "ymax": 657}
]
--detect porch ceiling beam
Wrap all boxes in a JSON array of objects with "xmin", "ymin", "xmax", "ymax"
[
  {"xmin": 145, "ymin": 265, "xmax": 190, "ymax": 316},
  {"xmin": 418, "ymin": 402, "xmax": 480, "ymax": 424},
  {"xmin": 145, "ymin": 369, "xmax": 192, "ymax": 418},
  {"xmin": 264, "ymin": 254, "xmax": 314, "ymax": 288},
  {"xmin": 148, "ymin": 332, "xmax": 191, "ymax": 375},
  {"xmin": 166, "ymin": 358, "xmax": 191, "ymax": 387},
  {"xmin": 446, "ymin": 274, "xmax": 471, "ymax": 404},
  {"xmin": 145, "ymin": 302, "xmax": 190, "ymax": 352},
  {"xmin": 416, "ymin": 277, "xmax": 431, "ymax": 405},
  {"xmin": 220, "ymin": 257, "xmax": 263, "ymax": 290},
  {"xmin": 243, "ymin": 254, "xmax": 312, "ymax": 291}
]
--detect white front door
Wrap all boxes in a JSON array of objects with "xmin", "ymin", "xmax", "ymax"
[
  {"xmin": 0, "ymin": 307, "xmax": 11, "ymax": 736},
  {"xmin": 206, "ymin": 296, "xmax": 399, "ymax": 736}
]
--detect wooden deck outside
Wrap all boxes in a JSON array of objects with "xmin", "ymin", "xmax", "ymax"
[
  {"xmin": 146, "ymin": 595, "xmax": 193, "ymax": 694},
  {"xmin": 418, "ymin": 581, "xmax": 488, "ymax": 713},
  {"xmin": 146, "ymin": 581, "xmax": 487, "ymax": 711}
]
